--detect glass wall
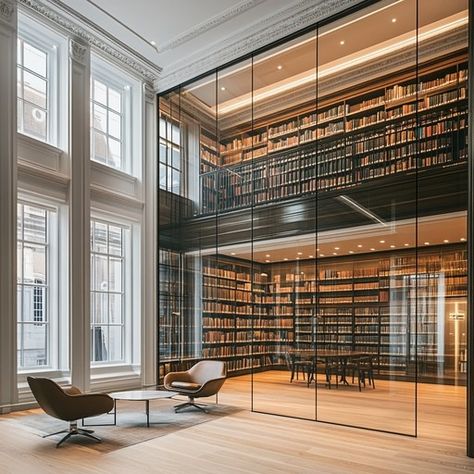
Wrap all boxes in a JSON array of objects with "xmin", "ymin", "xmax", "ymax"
[{"xmin": 158, "ymin": 0, "xmax": 469, "ymax": 439}]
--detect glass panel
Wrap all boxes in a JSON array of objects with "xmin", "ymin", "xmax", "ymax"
[
  {"xmin": 23, "ymin": 102, "xmax": 47, "ymax": 140},
  {"xmin": 23, "ymin": 70, "xmax": 47, "ymax": 108},
  {"xmin": 108, "ymin": 137, "xmax": 121, "ymax": 168},
  {"xmin": 108, "ymin": 110, "xmax": 121, "ymax": 139},
  {"xmin": 93, "ymin": 104, "xmax": 107, "ymax": 133},
  {"xmin": 94, "ymin": 79, "xmax": 107, "ymax": 105},
  {"xmin": 18, "ymin": 323, "xmax": 47, "ymax": 368},
  {"xmin": 108, "ymin": 87, "xmax": 121, "ymax": 112},
  {"xmin": 23, "ymin": 244, "xmax": 46, "ymax": 283},
  {"xmin": 23, "ymin": 205, "xmax": 46, "ymax": 243},
  {"xmin": 92, "ymin": 221, "xmax": 108, "ymax": 253},
  {"xmin": 92, "ymin": 325, "xmax": 108, "ymax": 362},
  {"xmin": 107, "ymin": 325, "xmax": 123, "ymax": 362},
  {"xmin": 109, "ymin": 294, "xmax": 122, "ymax": 324},
  {"xmin": 93, "ymin": 131, "xmax": 107, "ymax": 163},
  {"xmin": 109, "ymin": 257, "xmax": 122, "ymax": 292},
  {"xmin": 23, "ymin": 42, "xmax": 46, "ymax": 77},
  {"xmin": 108, "ymin": 225, "xmax": 122, "ymax": 256}
]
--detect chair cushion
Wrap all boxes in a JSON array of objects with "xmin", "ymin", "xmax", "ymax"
[{"xmin": 171, "ymin": 381, "xmax": 202, "ymax": 391}]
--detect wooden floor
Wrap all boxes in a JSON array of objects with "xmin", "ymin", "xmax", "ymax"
[{"xmin": 0, "ymin": 371, "xmax": 473, "ymax": 473}]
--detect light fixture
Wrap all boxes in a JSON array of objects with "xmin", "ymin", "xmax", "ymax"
[
  {"xmin": 309, "ymin": 255, "xmax": 314, "ymax": 258},
  {"xmin": 265, "ymin": 254, "xmax": 271, "ymax": 257},
  {"xmin": 404, "ymin": 243, "xmax": 409, "ymax": 247},
  {"xmin": 260, "ymin": 272, "xmax": 268, "ymax": 277},
  {"xmin": 124, "ymin": 85, "xmax": 130, "ymax": 91},
  {"xmin": 443, "ymin": 239, "xmax": 449, "ymax": 243},
  {"xmin": 230, "ymin": 252, "xmax": 236, "ymax": 256},
  {"xmin": 337, "ymin": 195, "xmax": 387, "ymax": 226},
  {"xmin": 391, "ymin": 18, "xmax": 397, "ymax": 23},
  {"xmin": 379, "ymin": 240, "xmax": 385, "ymax": 243},
  {"xmin": 265, "ymin": 259, "xmax": 270, "ymax": 263},
  {"xmin": 283, "ymin": 258, "xmax": 288, "ymax": 261},
  {"xmin": 297, "ymin": 252, "xmax": 303, "ymax": 255},
  {"xmin": 461, "ymin": 237, "xmax": 466, "ymax": 242},
  {"xmin": 340, "ymin": 40, "xmax": 345, "ymax": 45},
  {"xmin": 424, "ymin": 242, "xmax": 430, "ymax": 245},
  {"xmin": 277, "ymin": 65, "xmax": 283, "ymax": 70},
  {"xmin": 150, "ymin": 40, "xmax": 156, "ymax": 46},
  {"xmin": 334, "ymin": 247, "xmax": 340, "ymax": 250},
  {"xmin": 320, "ymin": 253, "xmax": 325, "ymax": 257},
  {"xmin": 296, "ymin": 257, "xmax": 300, "ymax": 260},
  {"xmin": 317, "ymin": 248, "xmax": 320, "ymax": 251},
  {"xmin": 220, "ymin": 86, "xmax": 226, "ymax": 91},
  {"xmin": 349, "ymin": 250, "xmax": 354, "ymax": 254},
  {"xmin": 390, "ymin": 245, "xmax": 395, "ymax": 248},
  {"xmin": 370, "ymin": 248, "xmax": 375, "ymax": 251},
  {"xmin": 357, "ymin": 244, "xmax": 363, "ymax": 248}
]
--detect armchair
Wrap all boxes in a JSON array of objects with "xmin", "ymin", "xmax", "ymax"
[
  {"xmin": 27, "ymin": 376, "xmax": 114, "ymax": 447},
  {"xmin": 164, "ymin": 361, "xmax": 227, "ymax": 413}
]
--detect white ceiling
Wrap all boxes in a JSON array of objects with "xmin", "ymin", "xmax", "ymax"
[{"xmin": 54, "ymin": 0, "xmax": 311, "ymax": 88}]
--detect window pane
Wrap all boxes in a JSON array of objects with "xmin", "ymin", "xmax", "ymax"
[
  {"xmin": 23, "ymin": 205, "xmax": 46, "ymax": 243},
  {"xmin": 108, "ymin": 226, "xmax": 122, "ymax": 256},
  {"xmin": 159, "ymin": 141, "xmax": 167, "ymax": 164},
  {"xmin": 172, "ymin": 147, "xmax": 181, "ymax": 169},
  {"xmin": 23, "ymin": 102, "xmax": 47, "ymax": 140},
  {"xmin": 109, "ymin": 294, "xmax": 122, "ymax": 324},
  {"xmin": 108, "ymin": 111, "xmax": 121, "ymax": 139},
  {"xmin": 18, "ymin": 323, "xmax": 47, "ymax": 368},
  {"xmin": 172, "ymin": 124, "xmax": 180, "ymax": 145},
  {"xmin": 23, "ymin": 42, "xmax": 47, "ymax": 77},
  {"xmin": 109, "ymin": 257, "xmax": 122, "ymax": 292},
  {"xmin": 17, "ymin": 243, "xmax": 23, "ymax": 283},
  {"xmin": 23, "ymin": 70, "xmax": 47, "ymax": 108},
  {"xmin": 108, "ymin": 87, "xmax": 121, "ymax": 112},
  {"xmin": 108, "ymin": 325, "xmax": 123, "ymax": 362},
  {"xmin": 108, "ymin": 138, "xmax": 121, "ymax": 168},
  {"xmin": 22, "ymin": 284, "xmax": 46, "ymax": 322},
  {"xmin": 159, "ymin": 163, "xmax": 167, "ymax": 189},
  {"xmin": 92, "ymin": 325, "xmax": 108, "ymax": 362},
  {"xmin": 92, "ymin": 293, "xmax": 108, "ymax": 324},
  {"xmin": 159, "ymin": 118, "xmax": 166, "ymax": 138},
  {"xmin": 17, "ymin": 66, "xmax": 23, "ymax": 98},
  {"xmin": 172, "ymin": 170, "xmax": 180, "ymax": 195},
  {"xmin": 93, "ymin": 104, "xmax": 107, "ymax": 133},
  {"xmin": 92, "ymin": 131, "xmax": 107, "ymax": 163},
  {"xmin": 92, "ymin": 254, "xmax": 108, "ymax": 291},
  {"xmin": 93, "ymin": 79, "xmax": 107, "ymax": 105},
  {"xmin": 17, "ymin": 99, "xmax": 23, "ymax": 132},
  {"xmin": 23, "ymin": 244, "xmax": 46, "ymax": 283},
  {"xmin": 92, "ymin": 221, "xmax": 108, "ymax": 253}
]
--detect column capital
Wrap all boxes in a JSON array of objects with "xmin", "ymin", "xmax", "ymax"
[
  {"xmin": 0, "ymin": 0, "xmax": 15, "ymax": 27},
  {"xmin": 69, "ymin": 39, "xmax": 89, "ymax": 65}
]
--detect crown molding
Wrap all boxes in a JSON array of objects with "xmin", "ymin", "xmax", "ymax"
[
  {"xmin": 156, "ymin": 0, "xmax": 364, "ymax": 91},
  {"xmin": 158, "ymin": 0, "xmax": 266, "ymax": 53},
  {"xmin": 19, "ymin": 0, "xmax": 161, "ymax": 84}
]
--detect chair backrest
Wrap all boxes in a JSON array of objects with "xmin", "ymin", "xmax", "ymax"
[
  {"xmin": 27, "ymin": 376, "xmax": 73, "ymax": 421},
  {"xmin": 188, "ymin": 361, "xmax": 226, "ymax": 385}
]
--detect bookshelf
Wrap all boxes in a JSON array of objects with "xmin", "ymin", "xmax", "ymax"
[{"xmin": 199, "ymin": 56, "xmax": 468, "ymax": 214}]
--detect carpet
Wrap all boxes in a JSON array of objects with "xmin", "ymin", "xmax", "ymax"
[{"xmin": 5, "ymin": 398, "xmax": 241, "ymax": 453}]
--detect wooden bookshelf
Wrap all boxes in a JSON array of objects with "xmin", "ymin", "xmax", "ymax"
[{"xmin": 199, "ymin": 56, "xmax": 468, "ymax": 214}]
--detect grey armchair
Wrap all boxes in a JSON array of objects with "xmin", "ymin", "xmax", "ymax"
[
  {"xmin": 27, "ymin": 376, "xmax": 114, "ymax": 447},
  {"xmin": 164, "ymin": 361, "xmax": 227, "ymax": 413}
]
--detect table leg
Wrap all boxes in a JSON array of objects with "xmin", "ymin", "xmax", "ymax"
[
  {"xmin": 146, "ymin": 399, "xmax": 150, "ymax": 428},
  {"xmin": 114, "ymin": 399, "xmax": 117, "ymax": 425}
]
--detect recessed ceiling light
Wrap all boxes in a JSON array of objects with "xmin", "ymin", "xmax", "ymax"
[
  {"xmin": 150, "ymin": 40, "xmax": 156, "ymax": 46},
  {"xmin": 300, "ymin": 271, "xmax": 304, "ymax": 275},
  {"xmin": 316, "ymin": 248, "xmax": 320, "ymax": 251},
  {"xmin": 357, "ymin": 244, "xmax": 363, "ymax": 248},
  {"xmin": 230, "ymin": 252, "xmax": 235, "ymax": 256},
  {"xmin": 220, "ymin": 86, "xmax": 226, "ymax": 91},
  {"xmin": 260, "ymin": 272, "xmax": 268, "ymax": 277},
  {"xmin": 424, "ymin": 242, "xmax": 430, "ymax": 245},
  {"xmin": 265, "ymin": 259, "xmax": 270, "ymax": 263},
  {"xmin": 390, "ymin": 245, "xmax": 395, "ymax": 248},
  {"xmin": 320, "ymin": 254, "xmax": 325, "ymax": 257},
  {"xmin": 283, "ymin": 258, "xmax": 288, "ymax": 261},
  {"xmin": 309, "ymin": 255, "xmax": 314, "ymax": 258},
  {"xmin": 443, "ymin": 239, "xmax": 449, "ymax": 243},
  {"xmin": 297, "ymin": 252, "xmax": 303, "ymax": 255},
  {"xmin": 332, "ymin": 252, "xmax": 338, "ymax": 255},
  {"xmin": 296, "ymin": 257, "xmax": 300, "ymax": 260},
  {"xmin": 460, "ymin": 237, "xmax": 466, "ymax": 242},
  {"xmin": 277, "ymin": 65, "xmax": 283, "ymax": 70},
  {"xmin": 404, "ymin": 243, "xmax": 409, "ymax": 247},
  {"xmin": 334, "ymin": 247, "xmax": 340, "ymax": 250},
  {"xmin": 392, "ymin": 18, "xmax": 397, "ymax": 23},
  {"xmin": 370, "ymin": 248, "xmax": 375, "ymax": 251},
  {"xmin": 265, "ymin": 254, "xmax": 270, "ymax": 258},
  {"xmin": 379, "ymin": 240, "xmax": 385, "ymax": 243},
  {"xmin": 349, "ymin": 250, "xmax": 354, "ymax": 254},
  {"xmin": 340, "ymin": 40, "xmax": 345, "ymax": 45}
]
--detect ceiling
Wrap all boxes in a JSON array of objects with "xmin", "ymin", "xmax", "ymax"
[{"xmin": 50, "ymin": 0, "xmax": 310, "ymax": 88}]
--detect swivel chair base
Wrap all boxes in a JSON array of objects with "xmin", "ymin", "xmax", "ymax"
[
  {"xmin": 174, "ymin": 397, "xmax": 208, "ymax": 413},
  {"xmin": 43, "ymin": 421, "xmax": 101, "ymax": 447}
]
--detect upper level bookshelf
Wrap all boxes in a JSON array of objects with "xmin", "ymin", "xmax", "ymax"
[{"xmin": 199, "ymin": 56, "xmax": 468, "ymax": 214}]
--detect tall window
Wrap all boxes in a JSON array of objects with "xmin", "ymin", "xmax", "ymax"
[
  {"xmin": 90, "ymin": 220, "xmax": 129, "ymax": 364},
  {"xmin": 91, "ymin": 77, "xmax": 125, "ymax": 170},
  {"xmin": 17, "ymin": 37, "xmax": 50, "ymax": 142},
  {"xmin": 159, "ymin": 113, "xmax": 182, "ymax": 194},
  {"xmin": 17, "ymin": 203, "xmax": 54, "ymax": 369}
]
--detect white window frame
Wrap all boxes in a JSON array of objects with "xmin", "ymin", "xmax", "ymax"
[
  {"xmin": 17, "ymin": 11, "xmax": 68, "ymax": 149},
  {"xmin": 90, "ymin": 214, "xmax": 140, "ymax": 370},
  {"xmin": 90, "ymin": 54, "xmax": 142, "ymax": 177},
  {"xmin": 17, "ymin": 196, "xmax": 69, "ymax": 379}
]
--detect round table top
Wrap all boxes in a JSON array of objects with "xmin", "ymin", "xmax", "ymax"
[{"xmin": 109, "ymin": 390, "xmax": 178, "ymax": 401}]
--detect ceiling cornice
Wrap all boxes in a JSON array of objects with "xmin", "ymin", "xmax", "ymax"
[
  {"xmin": 158, "ymin": 0, "xmax": 266, "ymax": 53},
  {"xmin": 19, "ymin": 0, "xmax": 161, "ymax": 84},
  {"xmin": 156, "ymin": 0, "xmax": 365, "ymax": 92}
]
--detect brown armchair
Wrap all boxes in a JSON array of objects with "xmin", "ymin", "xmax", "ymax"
[
  {"xmin": 27, "ymin": 376, "xmax": 114, "ymax": 447},
  {"xmin": 164, "ymin": 361, "xmax": 227, "ymax": 413}
]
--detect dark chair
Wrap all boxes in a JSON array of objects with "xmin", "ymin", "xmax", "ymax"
[
  {"xmin": 349, "ymin": 356, "xmax": 376, "ymax": 391},
  {"xmin": 164, "ymin": 360, "xmax": 227, "ymax": 412},
  {"xmin": 27, "ymin": 377, "xmax": 114, "ymax": 447},
  {"xmin": 285, "ymin": 352, "xmax": 313, "ymax": 383}
]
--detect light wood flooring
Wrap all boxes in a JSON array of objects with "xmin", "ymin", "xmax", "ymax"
[{"xmin": 0, "ymin": 371, "xmax": 473, "ymax": 474}]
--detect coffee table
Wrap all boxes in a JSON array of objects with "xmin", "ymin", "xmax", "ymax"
[{"xmin": 82, "ymin": 390, "xmax": 179, "ymax": 428}]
